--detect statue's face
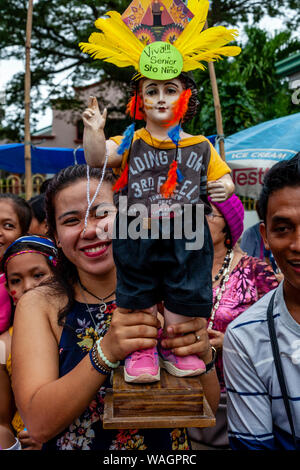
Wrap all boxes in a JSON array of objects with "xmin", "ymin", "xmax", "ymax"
[{"xmin": 141, "ymin": 78, "xmax": 183, "ymax": 126}]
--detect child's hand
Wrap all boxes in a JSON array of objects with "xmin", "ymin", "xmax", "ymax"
[
  {"xmin": 207, "ymin": 174, "xmax": 235, "ymax": 202},
  {"xmin": 18, "ymin": 429, "xmax": 42, "ymax": 450},
  {"xmin": 82, "ymin": 96, "xmax": 107, "ymax": 167},
  {"xmin": 207, "ymin": 180, "xmax": 227, "ymax": 201},
  {"xmin": 82, "ymin": 96, "xmax": 107, "ymax": 132}
]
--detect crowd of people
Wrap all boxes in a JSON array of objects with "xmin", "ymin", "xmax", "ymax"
[{"xmin": 0, "ymin": 152, "xmax": 299, "ymax": 451}]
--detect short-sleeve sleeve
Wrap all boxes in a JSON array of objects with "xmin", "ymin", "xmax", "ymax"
[
  {"xmin": 223, "ymin": 327, "xmax": 276, "ymax": 450},
  {"xmin": 207, "ymin": 142, "xmax": 231, "ymax": 181}
]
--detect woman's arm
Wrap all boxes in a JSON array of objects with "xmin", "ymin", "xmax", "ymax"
[
  {"xmin": 0, "ymin": 364, "xmax": 15, "ymax": 426},
  {"xmin": 12, "ymin": 292, "xmax": 160, "ymax": 443},
  {"xmin": 160, "ymin": 318, "xmax": 220, "ymax": 415}
]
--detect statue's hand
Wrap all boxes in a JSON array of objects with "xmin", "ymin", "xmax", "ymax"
[{"xmin": 82, "ymin": 96, "xmax": 107, "ymax": 132}]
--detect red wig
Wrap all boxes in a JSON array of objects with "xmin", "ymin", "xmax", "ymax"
[
  {"xmin": 126, "ymin": 94, "xmax": 145, "ymax": 120},
  {"xmin": 163, "ymin": 88, "xmax": 192, "ymax": 127}
]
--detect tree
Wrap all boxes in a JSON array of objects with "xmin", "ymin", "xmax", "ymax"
[
  {"xmin": 184, "ymin": 26, "xmax": 300, "ymax": 137},
  {"xmin": 0, "ymin": 0, "xmax": 299, "ymax": 140}
]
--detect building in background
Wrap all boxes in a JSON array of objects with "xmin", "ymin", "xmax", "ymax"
[{"xmin": 31, "ymin": 79, "xmax": 127, "ymax": 148}]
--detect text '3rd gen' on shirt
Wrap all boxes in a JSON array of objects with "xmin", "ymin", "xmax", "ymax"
[{"xmin": 110, "ymin": 128, "xmax": 230, "ymax": 214}]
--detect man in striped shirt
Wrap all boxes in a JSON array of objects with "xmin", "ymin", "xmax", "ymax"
[{"xmin": 223, "ymin": 153, "xmax": 300, "ymax": 450}]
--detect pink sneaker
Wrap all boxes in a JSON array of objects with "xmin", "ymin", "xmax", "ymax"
[
  {"xmin": 124, "ymin": 347, "xmax": 160, "ymax": 383},
  {"xmin": 158, "ymin": 342, "xmax": 206, "ymax": 377}
]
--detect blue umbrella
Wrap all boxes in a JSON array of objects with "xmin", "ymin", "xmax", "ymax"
[{"xmin": 224, "ymin": 113, "xmax": 300, "ymax": 199}]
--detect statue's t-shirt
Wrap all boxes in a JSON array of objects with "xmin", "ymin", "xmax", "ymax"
[{"xmin": 110, "ymin": 128, "xmax": 230, "ymax": 216}]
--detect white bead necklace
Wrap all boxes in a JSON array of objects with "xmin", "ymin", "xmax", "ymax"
[{"xmin": 207, "ymin": 249, "xmax": 234, "ymax": 330}]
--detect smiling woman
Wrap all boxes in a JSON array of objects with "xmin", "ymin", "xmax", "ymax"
[{"xmin": 11, "ymin": 164, "xmax": 219, "ymax": 450}]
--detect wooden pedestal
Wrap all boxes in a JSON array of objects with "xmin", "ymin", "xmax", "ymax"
[{"xmin": 103, "ymin": 367, "xmax": 216, "ymax": 429}]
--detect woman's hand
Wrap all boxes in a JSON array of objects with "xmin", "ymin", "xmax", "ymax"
[
  {"xmin": 101, "ymin": 307, "xmax": 161, "ymax": 364},
  {"xmin": 18, "ymin": 429, "xmax": 42, "ymax": 450},
  {"xmin": 208, "ymin": 329, "xmax": 224, "ymax": 351},
  {"xmin": 159, "ymin": 317, "xmax": 212, "ymax": 364}
]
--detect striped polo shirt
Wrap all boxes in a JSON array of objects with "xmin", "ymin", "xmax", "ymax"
[{"xmin": 223, "ymin": 282, "xmax": 300, "ymax": 450}]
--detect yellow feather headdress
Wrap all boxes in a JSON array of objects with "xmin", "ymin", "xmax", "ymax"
[{"xmin": 79, "ymin": 0, "xmax": 241, "ymax": 78}]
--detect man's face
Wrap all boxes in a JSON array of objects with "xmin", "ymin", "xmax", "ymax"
[{"xmin": 260, "ymin": 185, "xmax": 300, "ymax": 293}]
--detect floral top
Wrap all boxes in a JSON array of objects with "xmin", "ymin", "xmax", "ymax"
[
  {"xmin": 42, "ymin": 300, "xmax": 189, "ymax": 451},
  {"xmin": 209, "ymin": 255, "xmax": 279, "ymax": 391}
]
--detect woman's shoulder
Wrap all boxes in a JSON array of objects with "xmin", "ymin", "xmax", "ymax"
[
  {"xmin": 236, "ymin": 254, "xmax": 278, "ymax": 284},
  {"xmin": 16, "ymin": 286, "xmax": 67, "ymax": 324},
  {"xmin": 239, "ymin": 254, "xmax": 272, "ymax": 270},
  {"xmin": 15, "ymin": 286, "xmax": 67, "ymax": 342}
]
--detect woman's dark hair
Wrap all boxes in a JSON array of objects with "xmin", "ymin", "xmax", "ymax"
[
  {"xmin": 29, "ymin": 194, "xmax": 46, "ymax": 223},
  {"xmin": 130, "ymin": 72, "xmax": 199, "ymax": 122},
  {"xmin": 44, "ymin": 164, "xmax": 116, "ymax": 326},
  {"xmin": 259, "ymin": 152, "xmax": 300, "ymax": 224},
  {"xmin": 0, "ymin": 194, "xmax": 32, "ymax": 234},
  {"xmin": 1, "ymin": 239, "xmax": 57, "ymax": 277}
]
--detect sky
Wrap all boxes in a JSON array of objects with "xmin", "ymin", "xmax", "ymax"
[{"xmin": 0, "ymin": 15, "xmax": 293, "ymax": 130}]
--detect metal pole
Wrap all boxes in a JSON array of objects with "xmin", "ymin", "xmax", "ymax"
[{"xmin": 24, "ymin": 0, "xmax": 33, "ymax": 200}]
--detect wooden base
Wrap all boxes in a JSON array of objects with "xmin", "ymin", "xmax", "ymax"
[{"xmin": 103, "ymin": 367, "xmax": 216, "ymax": 429}]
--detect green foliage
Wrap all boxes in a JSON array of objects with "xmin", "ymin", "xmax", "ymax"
[{"xmin": 184, "ymin": 26, "xmax": 300, "ymax": 137}]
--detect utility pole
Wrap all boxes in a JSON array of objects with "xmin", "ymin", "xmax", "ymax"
[
  {"xmin": 205, "ymin": 21, "xmax": 226, "ymax": 161},
  {"xmin": 24, "ymin": 0, "xmax": 33, "ymax": 199}
]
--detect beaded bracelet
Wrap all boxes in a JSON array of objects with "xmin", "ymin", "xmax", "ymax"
[
  {"xmin": 96, "ymin": 337, "xmax": 120, "ymax": 369},
  {"xmin": 89, "ymin": 344, "xmax": 111, "ymax": 375}
]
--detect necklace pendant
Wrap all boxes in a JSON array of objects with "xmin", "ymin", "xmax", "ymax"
[{"xmin": 99, "ymin": 302, "xmax": 107, "ymax": 314}]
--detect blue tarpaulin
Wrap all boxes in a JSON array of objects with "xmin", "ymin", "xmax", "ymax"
[
  {"xmin": 0, "ymin": 144, "xmax": 86, "ymax": 174},
  {"xmin": 0, "ymin": 135, "xmax": 217, "ymax": 174}
]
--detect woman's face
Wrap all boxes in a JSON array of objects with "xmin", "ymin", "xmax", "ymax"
[
  {"xmin": 206, "ymin": 205, "xmax": 227, "ymax": 246},
  {"xmin": 6, "ymin": 252, "xmax": 52, "ymax": 305},
  {"xmin": 141, "ymin": 78, "xmax": 183, "ymax": 125},
  {"xmin": 0, "ymin": 200, "xmax": 22, "ymax": 261},
  {"xmin": 54, "ymin": 179, "xmax": 116, "ymax": 279}
]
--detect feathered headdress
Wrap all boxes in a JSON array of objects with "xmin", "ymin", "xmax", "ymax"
[
  {"xmin": 79, "ymin": 0, "xmax": 241, "ymax": 79},
  {"xmin": 79, "ymin": 0, "xmax": 241, "ymax": 196}
]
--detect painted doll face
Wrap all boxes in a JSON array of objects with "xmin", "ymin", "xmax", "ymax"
[
  {"xmin": 6, "ymin": 252, "xmax": 52, "ymax": 304},
  {"xmin": 141, "ymin": 78, "xmax": 184, "ymax": 126}
]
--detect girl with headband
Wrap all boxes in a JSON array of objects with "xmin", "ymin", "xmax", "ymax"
[
  {"xmin": 0, "ymin": 194, "xmax": 32, "ymax": 335},
  {"xmin": 0, "ymin": 235, "xmax": 57, "ymax": 450}
]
